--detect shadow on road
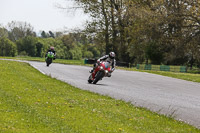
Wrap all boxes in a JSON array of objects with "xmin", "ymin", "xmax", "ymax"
[{"xmin": 88, "ymin": 83, "xmax": 108, "ymax": 86}]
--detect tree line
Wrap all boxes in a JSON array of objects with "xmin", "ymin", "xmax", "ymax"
[
  {"xmin": 67, "ymin": 0, "xmax": 200, "ymax": 68},
  {"xmin": 0, "ymin": 21, "xmax": 101, "ymax": 60}
]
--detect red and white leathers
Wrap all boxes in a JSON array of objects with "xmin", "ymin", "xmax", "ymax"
[{"xmin": 90, "ymin": 55, "xmax": 116, "ymax": 76}]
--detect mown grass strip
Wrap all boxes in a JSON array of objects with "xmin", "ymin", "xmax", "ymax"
[
  {"xmin": 119, "ymin": 67, "xmax": 200, "ymax": 83},
  {"xmin": 0, "ymin": 56, "xmax": 85, "ymax": 65},
  {"xmin": 0, "ymin": 60, "xmax": 199, "ymax": 132},
  {"xmin": 1, "ymin": 56, "xmax": 199, "ymax": 83}
]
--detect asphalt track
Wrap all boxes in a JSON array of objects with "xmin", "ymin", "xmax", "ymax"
[{"xmin": 4, "ymin": 59, "xmax": 200, "ymax": 128}]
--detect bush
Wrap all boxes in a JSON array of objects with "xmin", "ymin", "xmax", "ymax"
[
  {"xmin": 83, "ymin": 51, "xmax": 94, "ymax": 58},
  {"xmin": 16, "ymin": 36, "xmax": 37, "ymax": 57},
  {"xmin": 69, "ymin": 46, "xmax": 82, "ymax": 60},
  {"xmin": 0, "ymin": 37, "xmax": 17, "ymax": 56}
]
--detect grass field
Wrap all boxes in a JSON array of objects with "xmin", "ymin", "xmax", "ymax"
[
  {"xmin": 0, "ymin": 56, "xmax": 85, "ymax": 66},
  {"xmin": 0, "ymin": 60, "xmax": 200, "ymax": 132},
  {"xmin": 119, "ymin": 67, "xmax": 200, "ymax": 83}
]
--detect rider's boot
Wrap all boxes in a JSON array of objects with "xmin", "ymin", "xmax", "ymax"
[{"xmin": 89, "ymin": 68, "xmax": 94, "ymax": 73}]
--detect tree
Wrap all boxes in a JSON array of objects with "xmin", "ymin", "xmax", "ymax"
[
  {"xmin": 69, "ymin": 45, "xmax": 82, "ymax": 60},
  {"xmin": 16, "ymin": 36, "xmax": 37, "ymax": 56},
  {"xmin": 55, "ymin": 32, "xmax": 63, "ymax": 38},
  {"xmin": 41, "ymin": 31, "xmax": 48, "ymax": 38},
  {"xmin": 61, "ymin": 0, "xmax": 200, "ymax": 67},
  {"xmin": 49, "ymin": 31, "xmax": 55, "ymax": 38},
  {"xmin": 7, "ymin": 21, "xmax": 35, "ymax": 42},
  {"xmin": 0, "ymin": 27, "xmax": 8, "ymax": 38},
  {"xmin": 71, "ymin": 0, "xmax": 111, "ymax": 54},
  {"xmin": 0, "ymin": 37, "xmax": 17, "ymax": 56},
  {"xmin": 70, "ymin": 0, "xmax": 133, "ymax": 61}
]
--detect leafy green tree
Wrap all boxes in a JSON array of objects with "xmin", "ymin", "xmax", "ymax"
[
  {"xmin": 0, "ymin": 37, "xmax": 17, "ymax": 56},
  {"xmin": 69, "ymin": 45, "xmax": 82, "ymax": 60},
  {"xmin": 37, "ymin": 37, "xmax": 62, "ymax": 57},
  {"xmin": 16, "ymin": 36, "xmax": 37, "ymax": 56},
  {"xmin": 49, "ymin": 31, "xmax": 55, "ymax": 38},
  {"xmin": 83, "ymin": 51, "xmax": 93, "ymax": 58},
  {"xmin": 145, "ymin": 41, "xmax": 163, "ymax": 65},
  {"xmin": 35, "ymin": 41, "xmax": 43, "ymax": 57},
  {"xmin": 0, "ymin": 27, "xmax": 8, "ymax": 38},
  {"xmin": 7, "ymin": 21, "xmax": 35, "ymax": 42},
  {"xmin": 61, "ymin": 34, "xmax": 75, "ymax": 50},
  {"xmin": 41, "ymin": 31, "xmax": 48, "ymax": 38}
]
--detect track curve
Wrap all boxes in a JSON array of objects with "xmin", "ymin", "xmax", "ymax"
[{"xmin": 26, "ymin": 61, "xmax": 200, "ymax": 128}]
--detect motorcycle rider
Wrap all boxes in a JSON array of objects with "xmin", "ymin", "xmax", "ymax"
[
  {"xmin": 45, "ymin": 46, "xmax": 56, "ymax": 60},
  {"xmin": 90, "ymin": 52, "xmax": 116, "ymax": 77}
]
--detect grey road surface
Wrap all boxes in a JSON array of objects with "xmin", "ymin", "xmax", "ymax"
[{"xmin": 24, "ymin": 61, "xmax": 200, "ymax": 128}]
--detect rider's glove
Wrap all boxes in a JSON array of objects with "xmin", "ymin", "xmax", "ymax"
[{"xmin": 97, "ymin": 60, "xmax": 100, "ymax": 65}]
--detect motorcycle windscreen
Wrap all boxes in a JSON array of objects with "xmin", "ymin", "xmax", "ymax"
[{"xmin": 48, "ymin": 52, "xmax": 54, "ymax": 58}]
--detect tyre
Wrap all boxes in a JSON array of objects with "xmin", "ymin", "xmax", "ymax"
[
  {"xmin": 88, "ymin": 75, "xmax": 93, "ymax": 83},
  {"xmin": 46, "ymin": 58, "xmax": 52, "ymax": 67},
  {"xmin": 46, "ymin": 62, "xmax": 49, "ymax": 66},
  {"xmin": 93, "ymin": 71, "xmax": 104, "ymax": 84}
]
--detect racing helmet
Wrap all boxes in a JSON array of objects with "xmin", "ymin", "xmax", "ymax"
[
  {"xmin": 109, "ymin": 52, "xmax": 115, "ymax": 59},
  {"xmin": 50, "ymin": 46, "xmax": 54, "ymax": 51}
]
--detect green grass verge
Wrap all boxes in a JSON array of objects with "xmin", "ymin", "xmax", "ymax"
[
  {"xmin": 0, "ymin": 60, "xmax": 200, "ymax": 132},
  {"xmin": 0, "ymin": 56, "xmax": 85, "ymax": 65},
  {"xmin": 1, "ymin": 56, "xmax": 200, "ymax": 83},
  {"xmin": 118, "ymin": 67, "xmax": 200, "ymax": 83}
]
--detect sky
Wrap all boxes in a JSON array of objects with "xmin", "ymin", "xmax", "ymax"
[{"xmin": 0, "ymin": 0, "xmax": 89, "ymax": 32}]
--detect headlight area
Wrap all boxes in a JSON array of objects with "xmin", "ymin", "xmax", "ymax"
[{"xmin": 100, "ymin": 66, "xmax": 104, "ymax": 70}]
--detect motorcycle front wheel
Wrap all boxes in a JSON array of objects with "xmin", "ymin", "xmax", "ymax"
[
  {"xmin": 93, "ymin": 71, "xmax": 104, "ymax": 84},
  {"xmin": 88, "ymin": 75, "xmax": 93, "ymax": 83},
  {"xmin": 46, "ymin": 58, "xmax": 52, "ymax": 67}
]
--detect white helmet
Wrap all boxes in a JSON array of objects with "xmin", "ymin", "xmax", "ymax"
[{"xmin": 109, "ymin": 52, "xmax": 115, "ymax": 59}]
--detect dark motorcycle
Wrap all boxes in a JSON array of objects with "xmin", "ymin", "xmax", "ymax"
[
  {"xmin": 45, "ymin": 51, "xmax": 54, "ymax": 67},
  {"xmin": 88, "ymin": 61, "xmax": 111, "ymax": 84}
]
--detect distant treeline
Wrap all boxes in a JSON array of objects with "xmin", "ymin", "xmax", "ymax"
[{"xmin": 0, "ymin": 21, "xmax": 101, "ymax": 60}]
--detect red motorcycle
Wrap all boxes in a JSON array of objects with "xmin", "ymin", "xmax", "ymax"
[{"xmin": 88, "ymin": 61, "xmax": 111, "ymax": 84}]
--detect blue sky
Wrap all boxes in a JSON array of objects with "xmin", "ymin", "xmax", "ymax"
[{"xmin": 0, "ymin": 0, "xmax": 89, "ymax": 32}]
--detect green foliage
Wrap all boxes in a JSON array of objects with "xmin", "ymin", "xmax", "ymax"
[
  {"xmin": 0, "ymin": 37, "xmax": 17, "ymax": 56},
  {"xmin": 16, "ymin": 36, "xmax": 37, "ymax": 56},
  {"xmin": 7, "ymin": 21, "xmax": 35, "ymax": 42},
  {"xmin": 83, "ymin": 51, "xmax": 93, "ymax": 58},
  {"xmin": 36, "ymin": 37, "xmax": 62, "ymax": 57},
  {"xmin": 82, "ymin": 43, "xmax": 100, "ymax": 58},
  {"xmin": 35, "ymin": 42, "xmax": 43, "ymax": 57},
  {"xmin": 68, "ymin": 45, "xmax": 82, "ymax": 60},
  {"xmin": 0, "ymin": 27, "xmax": 8, "ymax": 38},
  {"xmin": 71, "ymin": 0, "xmax": 200, "ymax": 68},
  {"xmin": 145, "ymin": 41, "xmax": 163, "ymax": 64},
  {"xmin": 41, "ymin": 31, "xmax": 48, "ymax": 38},
  {"xmin": 18, "ymin": 51, "xmax": 28, "ymax": 56}
]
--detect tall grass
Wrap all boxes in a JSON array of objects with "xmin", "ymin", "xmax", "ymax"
[{"xmin": 0, "ymin": 60, "xmax": 199, "ymax": 132}]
